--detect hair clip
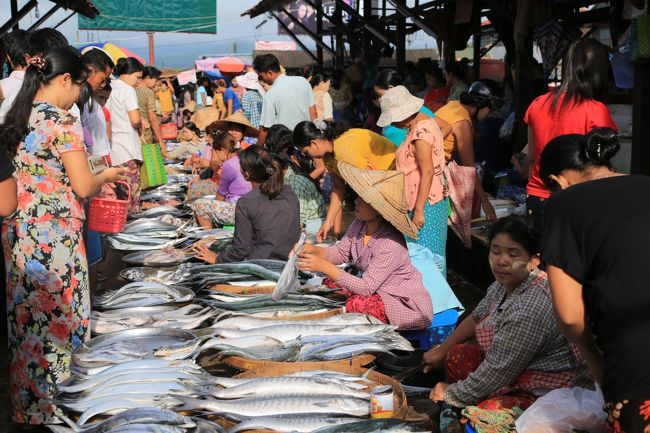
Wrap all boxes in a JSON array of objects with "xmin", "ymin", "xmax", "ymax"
[
  {"xmin": 313, "ymin": 119, "xmax": 327, "ymax": 132},
  {"xmin": 28, "ymin": 56, "xmax": 47, "ymax": 71}
]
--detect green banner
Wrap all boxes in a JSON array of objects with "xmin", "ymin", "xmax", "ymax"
[{"xmin": 79, "ymin": 0, "xmax": 217, "ymax": 34}]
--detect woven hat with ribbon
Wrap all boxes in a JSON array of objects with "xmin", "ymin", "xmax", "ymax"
[{"xmin": 337, "ymin": 161, "xmax": 419, "ymax": 240}]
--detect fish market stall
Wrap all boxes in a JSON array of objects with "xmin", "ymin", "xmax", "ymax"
[{"xmin": 57, "ymin": 157, "xmax": 434, "ymax": 433}]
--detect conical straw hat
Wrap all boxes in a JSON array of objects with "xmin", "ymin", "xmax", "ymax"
[
  {"xmin": 337, "ymin": 161, "xmax": 419, "ymax": 240},
  {"xmin": 208, "ymin": 111, "xmax": 259, "ymax": 138}
]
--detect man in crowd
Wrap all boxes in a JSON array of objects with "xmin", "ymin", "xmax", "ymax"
[
  {"xmin": 0, "ymin": 30, "xmax": 28, "ymax": 105},
  {"xmin": 253, "ymin": 53, "xmax": 316, "ymax": 144}
]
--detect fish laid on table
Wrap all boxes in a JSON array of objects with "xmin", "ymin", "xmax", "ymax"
[
  {"xmin": 50, "ymin": 407, "xmax": 196, "ymax": 433},
  {"xmin": 226, "ymin": 416, "xmax": 363, "ymax": 433},
  {"xmin": 311, "ymin": 419, "xmax": 427, "ymax": 433},
  {"xmin": 176, "ymin": 395, "xmax": 370, "ymax": 419},
  {"xmin": 123, "ymin": 218, "xmax": 180, "ymax": 234},
  {"xmin": 75, "ymin": 397, "xmax": 184, "ymax": 426},
  {"xmin": 195, "ymin": 341, "xmax": 301, "ymax": 362},
  {"xmin": 203, "ymin": 293, "xmax": 343, "ymax": 314},
  {"xmin": 107, "ymin": 235, "xmax": 187, "ymax": 252},
  {"xmin": 122, "ymin": 248, "xmax": 191, "ymax": 266},
  {"xmin": 194, "ymin": 376, "xmax": 370, "ymax": 400},
  {"xmin": 212, "ymin": 313, "xmax": 382, "ymax": 330},
  {"xmin": 93, "ymin": 282, "xmax": 193, "ymax": 309},
  {"xmin": 129, "ymin": 205, "xmax": 190, "ymax": 219},
  {"xmin": 272, "ymin": 231, "xmax": 306, "ymax": 301},
  {"xmin": 210, "ymin": 323, "xmax": 396, "ymax": 342}
]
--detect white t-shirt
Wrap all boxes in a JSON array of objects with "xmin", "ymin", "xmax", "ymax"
[
  {"xmin": 81, "ymin": 99, "xmax": 111, "ymax": 157},
  {"xmin": 106, "ymin": 79, "xmax": 141, "ymax": 165},
  {"xmin": 0, "ymin": 72, "xmax": 24, "ymax": 124}
]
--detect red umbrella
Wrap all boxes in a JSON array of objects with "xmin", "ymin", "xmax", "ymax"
[{"xmin": 214, "ymin": 57, "xmax": 246, "ymax": 74}]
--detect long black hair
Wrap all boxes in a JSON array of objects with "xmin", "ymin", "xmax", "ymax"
[
  {"xmin": 374, "ymin": 69, "xmax": 402, "ymax": 90},
  {"xmin": 1, "ymin": 46, "xmax": 88, "ymax": 157},
  {"xmin": 265, "ymin": 124, "xmax": 301, "ymax": 169},
  {"xmin": 310, "ymin": 73, "xmax": 330, "ymax": 89},
  {"xmin": 79, "ymin": 48, "xmax": 115, "ymax": 113},
  {"xmin": 552, "ymin": 37, "xmax": 610, "ymax": 112},
  {"xmin": 211, "ymin": 131, "xmax": 238, "ymax": 152},
  {"xmin": 114, "ymin": 57, "xmax": 144, "ymax": 76},
  {"xmin": 182, "ymin": 121, "xmax": 201, "ymax": 137},
  {"xmin": 239, "ymin": 145, "xmax": 284, "ymax": 199},
  {"xmin": 539, "ymin": 127, "xmax": 620, "ymax": 189},
  {"xmin": 487, "ymin": 215, "xmax": 540, "ymax": 256},
  {"xmin": 292, "ymin": 120, "xmax": 349, "ymax": 149}
]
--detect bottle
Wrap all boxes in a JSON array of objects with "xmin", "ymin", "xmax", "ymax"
[{"xmin": 370, "ymin": 385, "xmax": 394, "ymax": 418}]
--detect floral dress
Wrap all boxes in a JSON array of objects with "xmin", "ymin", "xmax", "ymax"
[{"xmin": 1, "ymin": 102, "xmax": 90, "ymax": 425}]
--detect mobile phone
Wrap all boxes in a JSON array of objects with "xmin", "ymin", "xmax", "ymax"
[{"xmin": 88, "ymin": 155, "xmax": 110, "ymax": 175}]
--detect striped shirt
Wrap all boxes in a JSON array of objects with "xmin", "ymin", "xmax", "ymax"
[
  {"xmin": 241, "ymin": 89, "xmax": 263, "ymax": 128},
  {"xmin": 284, "ymin": 166, "xmax": 326, "ymax": 225},
  {"xmin": 326, "ymin": 219, "xmax": 433, "ymax": 330}
]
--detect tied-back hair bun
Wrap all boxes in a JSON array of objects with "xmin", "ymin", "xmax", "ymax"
[{"xmin": 582, "ymin": 127, "xmax": 620, "ymax": 166}]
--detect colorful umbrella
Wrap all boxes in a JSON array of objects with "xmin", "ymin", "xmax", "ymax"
[
  {"xmin": 78, "ymin": 42, "xmax": 146, "ymax": 65},
  {"xmin": 213, "ymin": 57, "xmax": 246, "ymax": 74}
]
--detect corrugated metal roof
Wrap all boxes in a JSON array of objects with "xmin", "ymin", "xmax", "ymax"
[{"xmin": 253, "ymin": 48, "xmax": 440, "ymax": 69}]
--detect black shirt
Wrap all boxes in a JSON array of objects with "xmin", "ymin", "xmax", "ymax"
[
  {"xmin": 217, "ymin": 186, "xmax": 301, "ymax": 263},
  {"xmin": 542, "ymin": 175, "xmax": 650, "ymax": 402},
  {"xmin": 0, "ymin": 142, "xmax": 14, "ymax": 181}
]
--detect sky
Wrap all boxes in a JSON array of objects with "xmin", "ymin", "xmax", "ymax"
[
  {"xmin": 1, "ymin": 0, "xmax": 439, "ymax": 69},
  {"xmin": 1, "ymin": 0, "xmax": 308, "ymax": 68}
]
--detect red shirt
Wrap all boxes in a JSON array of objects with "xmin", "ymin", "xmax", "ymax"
[{"xmin": 525, "ymin": 92, "xmax": 618, "ymax": 199}]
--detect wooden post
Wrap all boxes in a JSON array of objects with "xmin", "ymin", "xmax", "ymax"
[
  {"xmin": 11, "ymin": 0, "xmax": 19, "ymax": 30},
  {"xmin": 148, "ymin": 32, "xmax": 155, "ymax": 66},
  {"xmin": 473, "ymin": 33, "xmax": 481, "ymax": 80},
  {"xmin": 631, "ymin": 59, "xmax": 650, "ymax": 175},
  {"xmin": 316, "ymin": 0, "xmax": 323, "ymax": 68},
  {"xmin": 396, "ymin": 16, "xmax": 406, "ymax": 74},
  {"xmin": 513, "ymin": 5, "xmax": 534, "ymax": 151}
]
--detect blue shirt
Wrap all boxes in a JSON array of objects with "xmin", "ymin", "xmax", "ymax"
[
  {"xmin": 196, "ymin": 86, "xmax": 208, "ymax": 107},
  {"xmin": 260, "ymin": 74, "xmax": 314, "ymax": 130},
  {"xmin": 223, "ymin": 88, "xmax": 242, "ymax": 112},
  {"xmin": 382, "ymin": 106, "xmax": 435, "ymax": 147}
]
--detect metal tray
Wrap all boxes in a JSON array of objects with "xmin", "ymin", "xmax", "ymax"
[{"xmin": 73, "ymin": 327, "xmax": 196, "ymax": 367}]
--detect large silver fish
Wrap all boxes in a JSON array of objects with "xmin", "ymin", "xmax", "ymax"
[
  {"xmin": 272, "ymin": 232, "xmax": 306, "ymax": 301},
  {"xmin": 176, "ymin": 395, "xmax": 369, "ymax": 418},
  {"xmin": 213, "ymin": 313, "xmax": 381, "ymax": 330},
  {"xmin": 54, "ymin": 407, "xmax": 195, "ymax": 433},
  {"xmin": 211, "ymin": 323, "xmax": 396, "ymax": 342},
  {"xmin": 227, "ymin": 416, "xmax": 362, "ymax": 433}
]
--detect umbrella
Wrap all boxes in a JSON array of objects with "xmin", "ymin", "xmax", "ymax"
[
  {"xmin": 78, "ymin": 42, "xmax": 146, "ymax": 65},
  {"xmin": 214, "ymin": 57, "xmax": 246, "ymax": 74}
]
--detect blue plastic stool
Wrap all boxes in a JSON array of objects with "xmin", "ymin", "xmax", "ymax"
[{"xmin": 400, "ymin": 309, "xmax": 459, "ymax": 350}]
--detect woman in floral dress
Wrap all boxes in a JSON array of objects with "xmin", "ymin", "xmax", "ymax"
[{"xmin": 0, "ymin": 47, "xmax": 124, "ymax": 425}]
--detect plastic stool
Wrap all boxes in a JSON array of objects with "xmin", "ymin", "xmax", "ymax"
[{"xmin": 400, "ymin": 309, "xmax": 459, "ymax": 350}]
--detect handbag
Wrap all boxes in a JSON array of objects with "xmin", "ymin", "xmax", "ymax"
[
  {"xmin": 160, "ymin": 123, "xmax": 179, "ymax": 140},
  {"xmin": 140, "ymin": 143, "xmax": 168, "ymax": 190},
  {"xmin": 444, "ymin": 161, "xmax": 476, "ymax": 249},
  {"xmin": 631, "ymin": 15, "xmax": 650, "ymax": 61}
]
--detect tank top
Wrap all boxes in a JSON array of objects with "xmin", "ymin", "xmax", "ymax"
[{"xmin": 435, "ymin": 100, "xmax": 472, "ymax": 162}]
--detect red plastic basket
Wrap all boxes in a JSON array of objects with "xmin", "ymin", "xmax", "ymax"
[{"xmin": 88, "ymin": 181, "xmax": 131, "ymax": 234}]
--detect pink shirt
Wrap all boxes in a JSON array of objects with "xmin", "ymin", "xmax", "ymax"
[
  {"xmin": 396, "ymin": 118, "xmax": 446, "ymax": 210},
  {"xmin": 326, "ymin": 219, "xmax": 433, "ymax": 330}
]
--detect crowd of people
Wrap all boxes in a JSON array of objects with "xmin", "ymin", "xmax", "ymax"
[{"xmin": 0, "ymin": 25, "xmax": 649, "ymax": 433}]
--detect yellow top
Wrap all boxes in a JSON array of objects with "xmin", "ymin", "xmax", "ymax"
[
  {"xmin": 324, "ymin": 128, "xmax": 397, "ymax": 178},
  {"xmin": 156, "ymin": 89, "xmax": 174, "ymax": 113},
  {"xmin": 434, "ymin": 100, "xmax": 472, "ymax": 162},
  {"xmin": 212, "ymin": 93, "xmax": 224, "ymax": 110}
]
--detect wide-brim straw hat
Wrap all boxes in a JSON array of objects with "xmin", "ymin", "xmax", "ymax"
[
  {"xmin": 235, "ymin": 71, "xmax": 265, "ymax": 95},
  {"xmin": 208, "ymin": 111, "xmax": 259, "ymax": 138},
  {"xmin": 337, "ymin": 161, "xmax": 419, "ymax": 240},
  {"xmin": 376, "ymin": 85, "xmax": 424, "ymax": 128},
  {"xmin": 192, "ymin": 107, "xmax": 220, "ymax": 131}
]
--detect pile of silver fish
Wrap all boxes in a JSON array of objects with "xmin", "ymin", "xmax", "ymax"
[
  {"xmin": 91, "ymin": 304, "xmax": 217, "ymax": 335},
  {"xmin": 93, "ymin": 282, "xmax": 194, "ymax": 309},
  {"xmin": 122, "ymin": 247, "xmax": 193, "ymax": 266},
  {"xmin": 107, "ymin": 219, "xmax": 189, "ymax": 251},
  {"xmin": 202, "ymin": 293, "xmax": 344, "ymax": 315},
  {"xmin": 47, "ymin": 407, "xmax": 227, "ymax": 433}
]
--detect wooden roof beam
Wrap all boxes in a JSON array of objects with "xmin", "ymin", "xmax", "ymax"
[
  {"xmin": 280, "ymin": 7, "xmax": 337, "ymax": 56},
  {"xmin": 385, "ymin": 0, "xmax": 439, "ymax": 38},
  {"xmin": 333, "ymin": 0, "xmax": 393, "ymax": 44},
  {"xmin": 270, "ymin": 11, "xmax": 319, "ymax": 64}
]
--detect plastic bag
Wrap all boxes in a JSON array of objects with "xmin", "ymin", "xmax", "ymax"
[
  {"xmin": 499, "ymin": 112, "xmax": 515, "ymax": 139},
  {"xmin": 515, "ymin": 386, "xmax": 607, "ymax": 433}
]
